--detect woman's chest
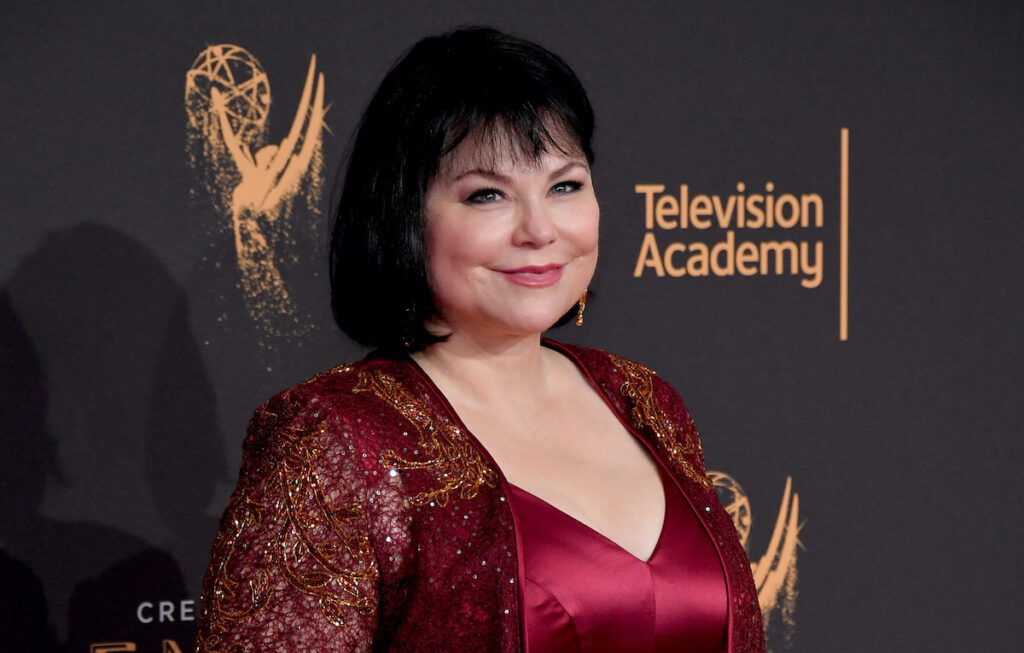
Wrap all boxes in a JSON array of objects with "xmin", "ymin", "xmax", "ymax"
[{"xmin": 460, "ymin": 397, "xmax": 669, "ymax": 561}]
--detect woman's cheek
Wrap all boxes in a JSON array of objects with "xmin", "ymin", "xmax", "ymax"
[
  {"xmin": 574, "ymin": 214, "xmax": 601, "ymax": 255},
  {"xmin": 557, "ymin": 204, "xmax": 595, "ymax": 244}
]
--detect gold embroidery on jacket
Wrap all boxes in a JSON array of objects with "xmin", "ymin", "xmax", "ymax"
[
  {"xmin": 354, "ymin": 369, "xmax": 497, "ymax": 507},
  {"xmin": 609, "ymin": 354, "xmax": 713, "ymax": 490},
  {"xmin": 199, "ymin": 401, "xmax": 378, "ymax": 650}
]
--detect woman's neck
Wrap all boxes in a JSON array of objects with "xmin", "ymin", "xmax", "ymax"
[{"xmin": 410, "ymin": 331, "xmax": 556, "ymax": 408}]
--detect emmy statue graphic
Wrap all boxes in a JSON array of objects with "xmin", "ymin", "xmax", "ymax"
[
  {"xmin": 710, "ymin": 471, "xmax": 802, "ymax": 650},
  {"xmin": 186, "ymin": 45, "xmax": 326, "ymax": 338}
]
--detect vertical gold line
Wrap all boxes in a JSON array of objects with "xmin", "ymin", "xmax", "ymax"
[{"xmin": 840, "ymin": 128, "xmax": 850, "ymax": 341}]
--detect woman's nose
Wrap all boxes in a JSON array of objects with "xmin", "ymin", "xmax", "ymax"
[{"xmin": 512, "ymin": 199, "xmax": 557, "ymax": 247}]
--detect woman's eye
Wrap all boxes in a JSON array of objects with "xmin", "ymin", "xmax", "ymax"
[
  {"xmin": 466, "ymin": 188, "xmax": 503, "ymax": 204},
  {"xmin": 551, "ymin": 180, "xmax": 583, "ymax": 195}
]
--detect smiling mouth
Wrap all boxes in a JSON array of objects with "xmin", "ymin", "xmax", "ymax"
[{"xmin": 497, "ymin": 263, "xmax": 565, "ymax": 287}]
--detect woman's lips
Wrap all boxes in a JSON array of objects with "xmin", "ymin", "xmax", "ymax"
[{"xmin": 497, "ymin": 263, "xmax": 565, "ymax": 287}]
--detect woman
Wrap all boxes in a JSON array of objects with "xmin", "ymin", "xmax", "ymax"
[{"xmin": 196, "ymin": 27, "xmax": 764, "ymax": 652}]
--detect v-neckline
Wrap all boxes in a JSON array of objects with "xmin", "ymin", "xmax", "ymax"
[
  {"xmin": 400, "ymin": 338, "xmax": 671, "ymax": 564},
  {"xmin": 506, "ymin": 468, "xmax": 671, "ymax": 564}
]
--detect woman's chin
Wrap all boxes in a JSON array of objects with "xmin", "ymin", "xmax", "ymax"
[
  {"xmin": 435, "ymin": 298, "xmax": 580, "ymax": 342},
  {"xmin": 444, "ymin": 317, "xmax": 560, "ymax": 342},
  {"xmin": 497, "ymin": 310, "xmax": 574, "ymax": 338}
]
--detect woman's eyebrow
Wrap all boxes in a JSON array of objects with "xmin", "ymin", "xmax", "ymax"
[
  {"xmin": 547, "ymin": 161, "xmax": 587, "ymax": 180},
  {"xmin": 453, "ymin": 168, "xmax": 512, "ymax": 183},
  {"xmin": 452, "ymin": 160, "xmax": 587, "ymax": 183}
]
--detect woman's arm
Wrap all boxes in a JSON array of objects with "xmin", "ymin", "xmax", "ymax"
[{"xmin": 196, "ymin": 389, "xmax": 379, "ymax": 653}]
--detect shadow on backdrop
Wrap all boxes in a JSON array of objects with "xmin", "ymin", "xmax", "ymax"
[
  {"xmin": 0, "ymin": 295, "xmax": 61, "ymax": 651},
  {"xmin": 2, "ymin": 224, "xmax": 223, "ymax": 649}
]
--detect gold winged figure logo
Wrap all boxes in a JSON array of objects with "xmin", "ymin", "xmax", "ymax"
[
  {"xmin": 709, "ymin": 471, "xmax": 802, "ymax": 650},
  {"xmin": 185, "ymin": 45, "xmax": 326, "ymax": 337}
]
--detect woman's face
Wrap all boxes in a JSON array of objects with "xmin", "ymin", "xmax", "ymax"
[{"xmin": 422, "ymin": 138, "xmax": 599, "ymax": 341}]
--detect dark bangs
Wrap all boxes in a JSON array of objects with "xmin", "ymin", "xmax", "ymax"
[{"xmin": 406, "ymin": 27, "xmax": 594, "ymax": 186}]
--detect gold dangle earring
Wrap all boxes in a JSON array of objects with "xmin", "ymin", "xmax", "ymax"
[{"xmin": 575, "ymin": 290, "xmax": 588, "ymax": 326}]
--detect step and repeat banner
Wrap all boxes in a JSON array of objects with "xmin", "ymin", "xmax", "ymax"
[{"xmin": 1, "ymin": 2, "xmax": 1020, "ymax": 651}]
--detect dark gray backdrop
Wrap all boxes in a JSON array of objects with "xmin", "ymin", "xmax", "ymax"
[{"xmin": 1, "ymin": 1, "xmax": 1021, "ymax": 651}]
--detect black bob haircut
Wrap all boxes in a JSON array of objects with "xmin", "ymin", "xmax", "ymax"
[{"xmin": 329, "ymin": 26, "xmax": 595, "ymax": 352}]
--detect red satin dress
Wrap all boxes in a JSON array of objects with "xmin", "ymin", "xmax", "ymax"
[{"xmin": 507, "ymin": 467, "xmax": 729, "ymax": 652}]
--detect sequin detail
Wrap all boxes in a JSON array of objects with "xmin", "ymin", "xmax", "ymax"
[
  {"xmin": 608, "ymin": 354, "xmax": 713, "ymax": 490},
  {"xmin": 354, "ymin": 369, "xmax": 498, "ymax": 507},
  {"xmin": 198, "ymin": 402, "xmax": 379, "ymax": 651}
]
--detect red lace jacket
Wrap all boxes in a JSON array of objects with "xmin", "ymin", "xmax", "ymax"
[{"xmin": 195, "ymin": 341, "xmax": 766, "ymax": 652}]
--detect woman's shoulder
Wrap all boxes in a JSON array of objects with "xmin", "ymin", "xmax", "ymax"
[
  {"xmin": 550, "ymin": 340, "xmax": 711, "ymax": 489},
  {"xmin": 545, "ymin": 339, "xmax": 679, "ymax": 398},
  {"xmin": 256, "ymin": 351, "xmax": 415, "ymax": 411},
  {"xmin": 243, "ymin": 353, "xmax": 420, "ymax": 460}
]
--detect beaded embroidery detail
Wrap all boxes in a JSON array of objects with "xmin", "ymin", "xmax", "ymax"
[
  {"xmin": 198, "ymin": 403, "xmax": 379, "ymax": 650},
  {"xmin": 354, "ymin": 369, "xmax": 498, "ymax": 507},
  {"xmin": 608, "ymin": 354, "xmax": 714, "ymax": 490}
]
